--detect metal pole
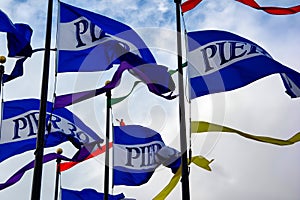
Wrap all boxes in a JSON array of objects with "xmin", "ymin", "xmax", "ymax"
[
  {"xmin": 174, "ymin": 1, "xmax": 190, "ymax": 199},
  {"xmin": 104, "ymin": 81, "xmax": 112, "ymax": 200},
  {"xmin": 0, "ymin": 56, "xmax": 6, "ymax": 93},
  {"xmin": 0, "ymin": 56, "xmax": 5, "ymax": 140},
  {"xmin": 31, "ymin": 0, "xmax": 53, "ymax": 199},
  {"xmin": 54, "ymin": 148, "xmax": 63, "ymax": 200}
]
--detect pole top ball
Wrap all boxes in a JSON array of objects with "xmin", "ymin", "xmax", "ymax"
[
  {"xmin": 105, "ymin": 80, "xmax": 111, "ymax": 85},
  {"xmin": 0, "ymin": 56, "xmax": 6, "ymax": 64},
  {"xmin": 56, "ymin": 148, "xmax": 63, "ymax": 154}
]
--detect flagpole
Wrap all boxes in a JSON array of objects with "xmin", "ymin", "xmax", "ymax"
[
  {"xmin": 31, "ymin": 0, "xmax": 53, "ymax": 199},
  {"xmin": 174, "ymin": 1, "xmax": 190, "ymax": 199},
  {"xmin": 0, "ymin": 57, "xmax": 5, "ymax": 93},
  {"xmin": 54, "ymin": 148, "xmax": 63, "ymax": 200},
  {"xmin": 0, "ymin": 56, "xmax": 5, "ymax": 138},
  {"xmin": 104, "ymin": 81, "xmax": 112, "ymax": 200}
]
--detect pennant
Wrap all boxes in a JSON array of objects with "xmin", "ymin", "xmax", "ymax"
[
  {"xmin": 57, "ymin": 2, "xmax": 155, "ymax": 73},
  {"xmin": 236, "ymin": 0, "xmax": 300, "ymax": 15},
  {"xmin": 0, "ymin": 98, "xmax": 103, "ymax": 162},
  {"xmin": 181, "ymin": 0, "xmax": 203, "ymax": 13},
  {"xmin": 61, "ymin": 188, "xmax": 125, "ymax": 200},
  {"xmin": 187, "ymin": 30, "xmax": 300, "ymax": 99},
  {"xmin": 113, "ymin": 125, "xmax": 180, "ymax": 186}
]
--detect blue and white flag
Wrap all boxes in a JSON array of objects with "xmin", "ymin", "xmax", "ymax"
[
  {"xmin": 0, "ymin": 99, "xmax": 103, "ymax": 162},
  {"xmin": 54, "ymin": 2, "xmax": 176, "ymax": 108},
  {"xmin": 113, "ymin": 125, "xmax": 180, "ymax": 186},
  {"xmin": 61, "ymin": 188, "xmax": 125, "ymax": 200},
  {"xmin": 187, "ymin": 30, "xmax": 300, "ymax": 99},
  {"xmin": 57, "ymin": 2, "xmax": 156, "ymax": 73}
]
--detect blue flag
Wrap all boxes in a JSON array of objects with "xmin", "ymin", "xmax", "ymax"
[
  {"xmin": 0, "ymin": 9, "xmax": 15, "ymax": 32},
  {"xmin": 2, "ymin": 57, "xmax": 27, "ymax": 83},
  {"xmin": 113, "ymin": 125, "xmax": 180, "ymax": 186},
  {"xmin": 58, "ymin": 2, "xmax": 156, "ymax": 73},
  {"xmin": 0, "ymin": 9, "xmax": 33, "ymax": 84},
  {"xmin": 7, "ymin": 23, "xmax": 33, "ymax": 57},
  {"xmin": 0, "ymin": 9, "xmax": 32, "ymax": 57},
  {"xmin": 61, "ymin": 188, "xmax": 125, "ymax": 200},
  {"xmin": 0, "ymin": 99, "xmax": 103, "ymax": 162},
  {"xmin": 187, "ymin": 30, "xmax": 300, "ymax": 99}
]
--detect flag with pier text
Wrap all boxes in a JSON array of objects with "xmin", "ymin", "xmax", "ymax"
[
  {"xmin": 113, "ymin": 125, "xmax": 181, "ymax": 186},
  {"xmin": 187, "ymin": 30, "xmax": 300, "ymax": 99},
  {"xmin": 0, "ymin": 98, "xmax": 103, "ymax": 162}
]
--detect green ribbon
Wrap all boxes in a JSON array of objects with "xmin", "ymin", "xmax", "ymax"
[
  {"xmin": 110, "ymin": 62, "xmax": 188, "ymax": 106},
  {"xmin": 111, "ymin": 81, "xmax": 142, "ymax": 105}
]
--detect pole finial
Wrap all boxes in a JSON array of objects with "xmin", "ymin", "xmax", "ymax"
[
  {"xmin": 0, "ymin": 56, "xmax": 6, "ymax": 64},
  {"xmin": 105, "ymin": 80, "xmax": 111, "ymax": 85},
  {"xmin": 56, "ymin": 148, "xmax": 63, "ymax": 155}
]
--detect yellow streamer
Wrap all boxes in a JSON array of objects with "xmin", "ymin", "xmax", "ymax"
[
  {"xmin": 154, "ymin": 121, "xmax": 300, "ymax": 199},
  {"xmin": 191, "ymin": 156, "xmax": 214, "ymax": 171},
  {"xmin": 153, "ymin": 166, "xmax": 181, "ymax": 200},
  {"xmin": 153, "ymin": 155, "xmax": 213, "ymax": 199},
  {"xmin": 191, "ymin": 121, "xmax": 300, "ymax": 146}
]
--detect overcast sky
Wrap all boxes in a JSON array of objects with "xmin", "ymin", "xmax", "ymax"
[{"xmin": 1, "ymin": 0, "xmax": 300, "ymax": 199}]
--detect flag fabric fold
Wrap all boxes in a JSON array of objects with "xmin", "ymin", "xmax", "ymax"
[
  {"xmin": 181, "ymin": 0, "xmax": 203, "ymax": 13},
  {"xmin": 0, "ymin": 10, "xmax": 15, "ymax": 32},
  {"xmin": 0, "ymin": 9, "xmax": 33, "ymax": 83},
  {"xmin": 6, "ymin": 23, "xmax": 33, "ymax": 57},
  {"xmin": 113, "ymin": 125, "xmax": 180, "ymax": 186},
  {"xmin": 0, "ymin": 99, "xmax": 103, "ymax": 162},
  {"xmin": 61, "ymin": 188, "xmax": 125, "ymax": 200},
  {"xmin": 187, "ymin": 30, "xmax": 300, "ymax": 99},
  {"xmin": 280, "ymin": 73, "xmax": 300, "ymax": 98},
  {"xmin": 180, "ymin": 0, "xmax": 300, "ymax": 15},
  {"xmin": 236, "ymin": 0, "xmax": 300, "ymax": 15}
]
